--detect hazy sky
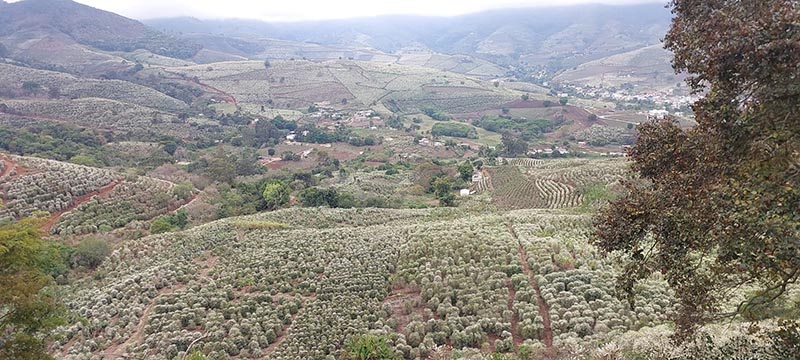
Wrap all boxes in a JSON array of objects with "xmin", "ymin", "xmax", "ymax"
[{"xmin": 25, "ymin": 0, "xmax": 664, "ymax": 22}]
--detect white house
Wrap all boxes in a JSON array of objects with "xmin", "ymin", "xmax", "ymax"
[{"xmin": 459, "ymin": 189, "xmax": 471, "ymax": 197}]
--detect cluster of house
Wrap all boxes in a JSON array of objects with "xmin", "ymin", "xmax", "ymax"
[
  {"xmin": 306, "ymin": 104, "xmax": 381, "ymax": 124},
  {"xmin": 558, "ymin": 84, "xmax": 698, "ymax": 109},
  {"xmin": 285, "ymin": 130, "xmax": 309, "ymax": 142},
  {"xmin": 418, "ymin": 138, "xmax": 445, "ymax": 148},
  {"xmin": 529, "ymin": 147, "xmax": 570, "ymax": 155}
]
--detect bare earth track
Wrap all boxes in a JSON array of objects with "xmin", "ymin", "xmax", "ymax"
[
  {"xmin": 41, "ymin": 179, "xmax": 122, "ymax": 233},
  {"xmin": 508, "ymin": 222, "xmax": 554, "ymax": 348}
]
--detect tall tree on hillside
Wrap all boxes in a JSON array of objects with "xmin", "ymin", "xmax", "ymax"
[
  {"xmin": 0, "ymin": 218, "xmax": 66, "ymax": 359},
  {"xmin": 594, "ymin": 0, "xmax": 800, "ymax": 337}
]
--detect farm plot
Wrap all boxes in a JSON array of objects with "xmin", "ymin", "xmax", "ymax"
[
  {"xmin": 1, "ymin": 98, "xmax": 188, "ymax": 134},
  {"xmin": 487, "ymin": 158, "xmax": 628, "ymax": 209},
  {"xmin": 166, "ymin": 60, "xmax": 514, "ymax": 113},
  {"xmin": 487, "ymin": 166, "xmax": 547, "ymax": 209},
  {"xmin": 52, "ymin": 176, "xmax": 190, "ymax": 236},
  {"xmin": 507, "ymin": 211, "xmax": 676, "ymax": 346},
  {"xmin": 0, "ymin": 154, "xmax": 193, "ymax": 234},
  {"xmin": 51, "ymin": 207, "xmax": 677, "ymax": 359},
  {"xmin": 0, "ymin": 63, "xmax": 188, "ymax": 112},
  {"xmin": 0, "ymin": 155, "xmax": 116, "ymax": 221}
]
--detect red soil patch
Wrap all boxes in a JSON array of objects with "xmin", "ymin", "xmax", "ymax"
[
  {"xmin": 193, "ymin": 80, "xmax": 238, "ymax": 107},
  {"xmin": 384, "ymin": 285, "xmax": 424, "ymax": 334},
  {"xmin": 42, "ymin": 179, "xmax": 122, "ymax": 233},
  {"xmin": 0, "ymin": 157, "xmax": 14, "ymax": 178},
  {"xmin": 508, "ymin": 222, "xmax": 553, "ymax": 348}
]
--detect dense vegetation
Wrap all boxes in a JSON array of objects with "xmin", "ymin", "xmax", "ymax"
[
  {"xmin": 431, "ymin": 122, "xmax": 478, "ymax": 139},
  {"xmin": 594, "ymin": 0, "xmax": 800, "ymax": 337},
  {"xmin": 474, "ymin": 116, "xmax": 552, "ymax": 141}
]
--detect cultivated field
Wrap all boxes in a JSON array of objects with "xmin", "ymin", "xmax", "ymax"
[
  {"xmin": 484, "ymin": 158, "xmax": 628, "ymax": 210},
  {"xmin": 163, "ymin": 60, "xmax": 517, "ymax": 113},
  {"xmin": 0, "ymin": 63, "xmax": 188, "ymax": 112},
  {"xmin": 0, "ymin": 154, "xmax": 194, "ymax": 235},
  {"xmin": 50, "ymin": 206, "xmax": 675, "ymax": 359}
]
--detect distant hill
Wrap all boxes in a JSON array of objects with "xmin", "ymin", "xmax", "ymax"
[
  {"xmin": 0, "ymin": 0, "xmax": 200, "ymax": 72},
  {"xmin": 147, "ymin": 4, "xmax": 672, "ymax": 71},
  {"xmin": 553, "ymin": 44, "xmax": 684, "ymax": 91}
]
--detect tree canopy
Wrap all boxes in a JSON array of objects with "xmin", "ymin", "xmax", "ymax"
[
  {"xmin": 0, "ymin": 218, "xmax": 66, "ymax": 359},
  {"xmin": 594, "ymin": 0, "xmax": 800, "ymax": 336}
]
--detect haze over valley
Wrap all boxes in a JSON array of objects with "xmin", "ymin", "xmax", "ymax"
[{"xmin": 0, "ymin": 1, "xmax": 797, "ymax": 360}]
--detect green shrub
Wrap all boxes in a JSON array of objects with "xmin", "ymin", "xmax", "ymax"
[
  {"xmin": 344, "ymin": 334, "xmax": 397, "ymax": 360},
  {"xmin": 73, "ymin": 238, "xmax": 110, "ymax": 269}
]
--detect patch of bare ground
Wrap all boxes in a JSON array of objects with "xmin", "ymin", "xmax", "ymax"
[
  {"xmin": 508, "ymin": 222, "xmax": 554, "ymax": 349},
  {"xmin": 0, "ymin": 156, "xmax": 14, "ymax": 178},
  {"xmin": 384, "ymin": 283, "xmax": 424, "ymax": 334}
]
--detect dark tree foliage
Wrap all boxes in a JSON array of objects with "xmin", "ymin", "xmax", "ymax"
[
  {"xmin": 0, "ymin": 219, "xmax": 67, "ymax": 359},
  {"xmin": 594, "ymin": 0, "xmax": 800, "ymax": 337}
]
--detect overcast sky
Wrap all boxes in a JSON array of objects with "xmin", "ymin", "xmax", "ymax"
[{"xmin": 21, "ymin": 0, "xmax": 664, "ymax": 22}]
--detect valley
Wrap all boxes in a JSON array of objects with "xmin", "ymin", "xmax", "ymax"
[{"xmin": 0, "ymin": 1, "xmax": 796, "ymax": 360}]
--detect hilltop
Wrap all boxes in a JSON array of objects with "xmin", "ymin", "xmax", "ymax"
[
  {"xmin": 0, "ymin": 0, "xmax": 200, "ymax": 73},
  {"xmin": 147, "ymin": 4, "xmax": 672, "ymax": 71}
]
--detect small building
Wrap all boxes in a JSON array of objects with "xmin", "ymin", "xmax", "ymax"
[{"xmin": 460, "ymin": 189, "xmax": 471, "ymax": 197}]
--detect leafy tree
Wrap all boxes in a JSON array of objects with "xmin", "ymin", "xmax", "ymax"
[
  {"xmin": 150, "ymin": 209, "xmax": 188, "ymax": 234},
  {"xmin": 559, "ymin": 97, "xmax": 568, "ymax": 106},
  {"xmin": 72, "ymin": 238, "xmax": 110, "ymax": 269},
  {"xmin": 344, "ymin": 334, "xmax": 397, "ymax": 360},
  {"xmin": 432, "ymin": 176, "xmax": 455, "ymax": 207},
  {"xmin": 149, "ymin": 216, "xmax": 175, "ymax": 234},
  {"xmin": 0, "ymin": 218, "xmax": 66, "ymax": 359},
  {"xmin": 162, "ymin": 141, "xmax": 179, "ymax": 156},
  {"xmin": 262, "ymin": 181, "xmax": 290, "ymax": 210},
  {"xmin": 521, "ymin": 93, "xmax": 530, "ymax": 101},
  {"xmin": 263, "ymin": 59, "xmax": 271, "ymax": 69},
  {"xmin": 594, "ymin": 0, "xmax": 800, "ymax": 337},
  {"xmin": 422, "ymin": 107, "xmax": 450, "ymax": 121},
  {"xmin": 206, "ymin": 146, "xmax": 235, "ymax": 184},
  {"xmin": 21, "ymin": 81, "xmax": 41, "ymax": 95},
  {"xmin": 431, "ymin": 122, "xmax": 477, "ymax": 138},
  {"xmin": 500, "ymin": 133, "xmax": 528, "ymax": 156},
  {"xmin": 172, "ymin": 181, "xmax": 194, "ymax": 201},
  {"xmin": 68, "ymin": 154, "xmax": 102, "ymax": 167},
  {"xmin": 457, "ymin": 161, "xmax": 474, "ymax": 182}
]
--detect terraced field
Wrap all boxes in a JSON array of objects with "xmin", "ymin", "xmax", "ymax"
[
  {"xmin": 50, "ymin": 207, "xmax": 676, "ymax": 359},
  {"xmin": 0, "ymin": 63, "xmax": 189, "ymax": 112},
  {"xmin": 487, "ymin": 158, "xmax": 628, "ymax": 210},
  {"xmin": 0, "ymin": 155, "xmax": 117, "ymax": 221},
  {"xmin": 0, "ymin": 154, "xmax": 194, "ymax": 235},
  {"xmin": 164, "ymin": 60, "xmax": 516, "ymax": 113}
]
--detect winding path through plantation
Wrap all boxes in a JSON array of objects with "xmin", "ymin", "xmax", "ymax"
[
  {"xmin": 508, "ymin": 222, "xmax": 554, "ymax": 348},
  {"xmin": 41, "ymin": 179, "xmax": 122, "ymax": 233}
]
